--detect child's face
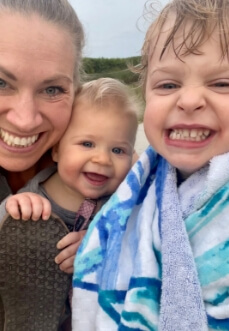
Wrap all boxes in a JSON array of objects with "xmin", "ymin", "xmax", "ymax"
[
  {"xmin": 144, "ymin": 22, "xmax": 229, "ymax": 178},
  {"xmin": 52, "ymin": 100, "xmax": 136, "ymax": 199}
]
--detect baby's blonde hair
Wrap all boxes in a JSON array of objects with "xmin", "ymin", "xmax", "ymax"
[
  {"xmin": 74, "ymin": 77, "xmax": 140, "ymax": 130},
  {"xmin": 138, "ymin": 0, "xmax": 229, "ymax": 90}
]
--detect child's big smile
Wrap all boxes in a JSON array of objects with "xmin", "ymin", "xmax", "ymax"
[{"xmin": 144, "ymin": 18, "xmax": 229, "ymax": 178}]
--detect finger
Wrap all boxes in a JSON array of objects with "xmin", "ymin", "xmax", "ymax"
[
  {"xmin": 30, "ymin": 196, "xmax": 51, "ymax": 221},
  {"xmin": 14, "ymin": 196, "xmax": 33, "ymax": 220},
  {"xmin": 5, "ymin": 199, "xmax": 22, "ymax": 220},
  {"xmin": 62, "ymin": 266, "xmax": 74, "ymax": 274},
  {"xmin": 58, "ymin": 255, "xmax": 75, "ymax": 274},
  {"xmin": 41, "ymin": 199, "xmax": 52, "ymax": 220},
  {"xmin": 29, "ymin": 199, "xmax": 44, "ymax": 221},
  {"xmin": 55, "ymin": 241, "xmax": 80, "ymax": 265},
  {"xmin": 57, "ymin": 231, "xmax": 86, "ymax": 249}
]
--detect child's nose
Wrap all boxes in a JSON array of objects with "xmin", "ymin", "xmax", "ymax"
[
  {"xmin": 176, "ymin": 86, "xmax": 206, "ymax": 113},
  {"xmin": 92, "ymin": 150, "xmax": 112, "ymax": 166}
]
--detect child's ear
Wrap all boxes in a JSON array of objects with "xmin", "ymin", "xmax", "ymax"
[{"xmin": 52, "ymin": 143, "xmax": 59, "ymax": 162}]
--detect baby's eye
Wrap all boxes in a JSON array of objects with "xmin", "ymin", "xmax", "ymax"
[
  {"xmin": 82, "ymin": 141, "xmax": 93, "ymax": 148},
  {"xmin": 112, "ymin": 147, "xmax": 123, "ymax": 154}
]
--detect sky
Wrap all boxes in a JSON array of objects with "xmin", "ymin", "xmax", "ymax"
[{"xmin": 69, "ymin": 0, "xmax": 168, "ymax": 59}]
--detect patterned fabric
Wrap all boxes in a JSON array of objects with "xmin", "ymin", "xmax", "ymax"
[
  {"xmin": 72, "ymin": 146, "xmax": 229, "ymax": 331},
  {"xmin": 74, "ymin": 199, "xmax": 97, "ymax": 231}
]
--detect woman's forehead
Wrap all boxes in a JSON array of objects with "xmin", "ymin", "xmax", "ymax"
[{"xmin": 0, "ymin": 12, "xmax": 76, "ymax": 78}]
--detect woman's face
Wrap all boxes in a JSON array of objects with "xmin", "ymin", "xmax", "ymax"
[{"xmin": 0, "ymin": 12, "xmax": 76, "ymax": 171}]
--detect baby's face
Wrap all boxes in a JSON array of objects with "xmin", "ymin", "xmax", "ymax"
[
  {"xmin": 52, "ymin": 101, "xmax": 136, "ymax": 199},
  {"xmin": 144, "ymin": 21, "xmax": 229, "ymax": 178}
]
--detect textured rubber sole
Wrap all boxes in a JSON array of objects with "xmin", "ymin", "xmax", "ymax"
[{"xmin": 0, "ymin": 214, "xmax": 71, "ymax": 331}]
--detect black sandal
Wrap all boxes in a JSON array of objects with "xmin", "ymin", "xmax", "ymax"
[{"xmin": 0, "ymin": 213, "xmax": 71, "ymax": 331}]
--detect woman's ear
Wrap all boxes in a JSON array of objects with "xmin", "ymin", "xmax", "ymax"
[{"xmin": 52, "ymin": 143, "xmax": 59, "ymax": 162}]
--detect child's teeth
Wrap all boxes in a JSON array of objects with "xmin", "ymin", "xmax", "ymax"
[
  {"xmin": 203, "ymin": 129, "xmax": 210, "ymax": 136},
  {"xmin": 190, "ymin": 129, "xmax": 197, "ymax": 138},
  {"xmin": 183, "ymin": 129, "xmax": 189, "ymax": 138},
  {"xmin": 169, "ymin": 128, "xmax": 210, "ymax": 141}
]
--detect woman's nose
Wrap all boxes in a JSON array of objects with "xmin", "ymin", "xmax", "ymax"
[
  {"xmin": 176, "ymin": 86, "xmax": 206, "ymax": 113},
  {"xmin": 6, "ymin": 93, "xmax": 43, "ymax": 131}
]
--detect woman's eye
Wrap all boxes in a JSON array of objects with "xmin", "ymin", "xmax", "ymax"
[
  {"xmin": 0, "ymin": 79, "xmax": 7, "ymax": 89},
  {"xmin": 45, "ymin": 86, "xmax": 64, "ymax": 96},
  {"xmin": 112, "ymin": 147, "xmax": 123, "ymax": 154},
  {"xmin": 82, "ymin": 141, "xmax": 93, "ymax": 148}
]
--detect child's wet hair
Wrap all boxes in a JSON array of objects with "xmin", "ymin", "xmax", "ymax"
[{"xmin": 137, "ymin": 0, "xmax": 229, "ymax": 89}]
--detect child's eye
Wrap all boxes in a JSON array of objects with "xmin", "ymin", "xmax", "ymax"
[
  {"xmin": 209, "ymin": 80, "xmax": 229, "ymax": 93},
  {"xmin": 112, "ymin": 147, "xmax": 123, "ymax": 154},
  {"xmin": 213, "ymin": 81, "xmax": 229, "ymax": 87},
  {"xmin": 153, "ymin": 81, "xmax": 180, "ymax": 95},
  {"xmin": 82, "ymin": 141, "xmax": 93, "ymax": 148},
  {"xmin": 158, "ymin": 82, "xmax": 178, "ymax": 89}
]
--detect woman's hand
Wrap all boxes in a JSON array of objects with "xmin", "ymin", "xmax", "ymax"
[
  {"xmin": 5, "ymin": 192, "xmax": 51, "ymax": 221},
  {"xmin": 55, "ymin": 231, "xmax": 86, "ymax": 274}
]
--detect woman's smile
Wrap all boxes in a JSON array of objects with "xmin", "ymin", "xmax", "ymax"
[{"xmin": 0, "ymin": 128, "xmax": 39, "ymax": 148}]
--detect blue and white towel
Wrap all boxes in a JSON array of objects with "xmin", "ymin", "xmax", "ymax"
[{"xmin": 72, "ymin": 146, "xmax": 229, "ymax": 330}]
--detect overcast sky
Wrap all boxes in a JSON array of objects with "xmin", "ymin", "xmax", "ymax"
[{"xmin": 69, "ymin": 0, "xmax": 168, "ymax": 58}]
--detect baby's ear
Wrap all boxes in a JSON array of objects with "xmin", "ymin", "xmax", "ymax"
[{"xmin": 52, "ymin": 143, "xmax": 59, "ymax": 162}]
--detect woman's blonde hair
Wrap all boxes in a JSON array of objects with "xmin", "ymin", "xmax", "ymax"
[{"xmin": 0, "ymin": 0, "xmax": 84, "ymax": 87}]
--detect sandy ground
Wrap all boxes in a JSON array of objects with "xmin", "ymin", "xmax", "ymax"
[{"xmin": 134, "ymin": 122, "xmax": 149, "ymax": 156}]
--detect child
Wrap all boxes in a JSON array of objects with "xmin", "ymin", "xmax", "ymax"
[
  {"xmin": 0, "ymin": 77, "xmax": 139, "ymax": 330},
  {"xmin": 71, "ymin": 1, "xmax": 229, "ymax": 330}
]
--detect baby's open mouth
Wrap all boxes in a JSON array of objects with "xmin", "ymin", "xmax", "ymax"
[
  {"xmin": 84, "ymin": 172, "xmax": 109, "ymax": 182},
  {"xmin": 0, "ymin": 128, "xmax": 39, "ymax": 147},
  {"xmin": 168, "ymin": 128, "xmax": 211, "ymax": 142}
]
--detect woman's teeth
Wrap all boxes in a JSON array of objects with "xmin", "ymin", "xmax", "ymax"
[
  {"xmin": 169, "ymin": 128, "xmax": 210, "ymax": 141},
  {"xmin": 0, "ymin": 129, "xmax": 39, "ymax": 147}
]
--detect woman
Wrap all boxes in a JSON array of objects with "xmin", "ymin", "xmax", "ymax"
[{"xmin": 0, "ymin": 0, "xmax": 84, "ymax": 330}]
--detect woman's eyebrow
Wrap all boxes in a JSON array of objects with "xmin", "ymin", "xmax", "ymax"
[
  {"xmin": 43, "ymin": 75, "xmax": 73, "ymax": 85},
  {"xmin": 0, "ymin": 65, "xmax": 16, "ymax": 80},
  {"xmin": 0, "ymin": 65, "xmax": 73, "ymax": 84}
]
